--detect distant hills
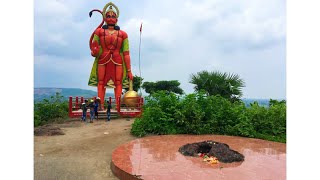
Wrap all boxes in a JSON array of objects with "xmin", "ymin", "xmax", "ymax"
[
  {"xmin": 34, "ymin": 88, "xmax": 284, "ymax": 107},
  {"xmin": 34, "ymin": 88, "xmax": 114, "ymax": 102}
]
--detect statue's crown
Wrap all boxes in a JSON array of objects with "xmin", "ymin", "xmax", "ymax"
[
  {"xmin": 107, "ymin": 5, "xmax": 116, "ymax": 15},
  {"xmin": 103, "ymin": 2, "xmax": 119, "ymax": 18}
]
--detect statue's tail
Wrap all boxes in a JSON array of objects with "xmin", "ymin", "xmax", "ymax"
[{"xmin": 89, "ymin": 9, "xmax": 104, "ymax": 50}]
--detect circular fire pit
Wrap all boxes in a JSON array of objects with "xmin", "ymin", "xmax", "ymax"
[
  {"xmin": 179, "ymin": 140, "xmax": 244, "ymax": 163},
  {"xmin": 111, "ymin": 135, "xmax": 286, "ymax": 180}
]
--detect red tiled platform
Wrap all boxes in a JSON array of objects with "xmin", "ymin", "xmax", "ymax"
[{"xmin": 111, "ymin": 135, "xmax": 286, "ymax": 180}]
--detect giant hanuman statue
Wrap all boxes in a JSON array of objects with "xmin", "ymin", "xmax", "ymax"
[{"xmin": 88, "ymin": 2, "xmax": 133, "ymax": 109}]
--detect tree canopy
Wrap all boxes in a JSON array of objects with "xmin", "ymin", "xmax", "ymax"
[
  {"xmin": 142, "ymin": 80, "xmax": 184, "ymax": 95},
  {"xmin": 124, "ymin": 75, "xmax": 143, "ymax": 92}
]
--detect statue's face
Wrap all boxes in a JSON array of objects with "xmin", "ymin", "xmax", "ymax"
[{"xmin": 105, "ymin": 11, "xmax": 117, "ymax": 25}]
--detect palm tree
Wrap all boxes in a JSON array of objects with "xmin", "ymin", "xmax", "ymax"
[{"xmin": 190, "ymin": 70, "xmax": 245, "ymax": 102}]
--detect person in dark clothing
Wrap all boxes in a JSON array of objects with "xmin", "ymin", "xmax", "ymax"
[
  {"xmin": 81, "ymin": 100, "xmax": 89, "ymax": 122},
  {"xmin": 94, "ymin": 98, "xmax": 100, "ymax": 120},
  {"xmin": 88, "ymin": 99, "xmax": 95, "ymax": 123},
  {"xmin": 106, "ymin": 101, "xmax": 112, "ymax": 121}
]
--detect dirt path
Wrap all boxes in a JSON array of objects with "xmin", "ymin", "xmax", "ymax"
[{"xmin": 34, "ymin": 118, "xmax": 138, "ymax": 180}]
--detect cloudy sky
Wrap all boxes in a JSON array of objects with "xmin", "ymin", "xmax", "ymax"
[{"xmin": 34, "ymin": 0, "xmax": 286, "ymax": 99}]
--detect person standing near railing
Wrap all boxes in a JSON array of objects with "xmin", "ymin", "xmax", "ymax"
[
  {"xmin": 94, "ymin": 97, "xmax": 100, "ymax": 120},
  {"xmin": 106, "ymin": 101, "xmax": 111, "ymax": 121},
  {"xmin": 81, "ymin": 100, "xmax": 89, "ymax": 122},
  {"xmin": 89, "ymin": 99, "xmax": 95, "ymax": 123}
]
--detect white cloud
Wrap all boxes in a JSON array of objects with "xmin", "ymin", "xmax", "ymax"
[{"xmin": 34, "ymin": 0, "xmax": 286, "ymax": 99}]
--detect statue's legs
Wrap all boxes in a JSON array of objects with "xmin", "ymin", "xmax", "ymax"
[
  {"xmin": 98, "ymin": 65, "xmax": 106, "ymax": 109},
  {"xmin": 114, "ymin": 65, "xmax": 123, "ymax": 110},
  {"xmin": 98, "ymin": 62, "xmax": 123, "ymax": 110}
]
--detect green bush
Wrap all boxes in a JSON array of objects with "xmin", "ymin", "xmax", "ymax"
[
  {"xmin": 34, "ymin": 92, "xmax": 69, "ymax": 127},
  {"xmin": 131, "ymin": 91, "xmax": 286, "ymax": 143},
  {"xmin": 130, "ymin": 118, "xmax": 147, "ymax": 137}
]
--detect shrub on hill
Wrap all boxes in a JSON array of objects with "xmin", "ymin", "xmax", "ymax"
[
  {"xmin": 34, "ymin": 92, "xmax": 68, "ymax": 127},
  {"xmin": 131, "ymin": 91, "xmax": 286, "ymax": 143}
]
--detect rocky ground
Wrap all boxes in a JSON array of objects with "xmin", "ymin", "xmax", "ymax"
[{"xmin": 34, "ymin": 118, "xmax": 138, "ymax": 180}]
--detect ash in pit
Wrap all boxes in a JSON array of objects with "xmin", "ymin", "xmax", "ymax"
[{"xmin": 178, "ymin": 140, "xmax": 244, "ymax": 163}]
